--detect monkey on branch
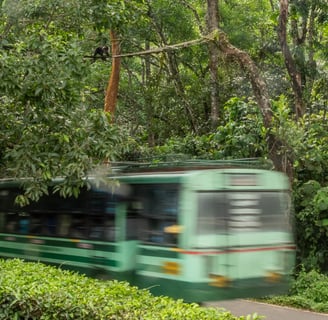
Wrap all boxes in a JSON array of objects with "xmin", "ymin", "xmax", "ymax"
[{"xmin": 92, "ymin": 45, "xmax": 110, "ymax": 62}]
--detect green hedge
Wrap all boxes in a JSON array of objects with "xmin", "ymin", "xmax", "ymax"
[{"xmin": 0, "ymin": 259, "xmax": 262, "ymax": 319}]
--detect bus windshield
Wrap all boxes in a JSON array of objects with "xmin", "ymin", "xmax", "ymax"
[{"xmin": 196, "ymin": 191, "xmax": 291, "ymax": 239}]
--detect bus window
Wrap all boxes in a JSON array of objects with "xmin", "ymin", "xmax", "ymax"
[
  {"xmin": 0, "ymin": 210, "xmax": 5, "ymax": 231},
  {"xmin": 143, "ymin": 186, "xmax": 178, "ymax": 216},
  {"xmin": 18, "ymin": 213, "xmax": 30, "ymax": 234},
  {"xmin": 89, "ymin": 215, "xmax": 119, "ymax": 242},
  {"xmin": 3, "ymin": 212, "xmax": 37, "ymax": 235},
  {"xmin": 142, "ymin": 219, "xmax": 178, "ymax": 244},
  {"xmin": 86, "ymin": 190, "xmax": 117, "ymax": 241},
  {"xmin": 45, "ymin": 215, "xmax": 57, "ymax": 235},
  {"xmin": 58, "ymin": 214, "xmax": 71, "ymax": 237},
  {"xmin": 103, "ymin": 219, "xmax": 116, "ymax": 241},
  {"xmin": 259, "ymin": 192, "xmax": 291, "ymax": 231},
  {"xmin": 6, "ymin": 220, "xmax": 17, "ymax": 233},
  {"xmin": 30, "ymin": 214, "xmax": 43, "ymax": 234},
  {"xmin": 69, "ymin": 215, "xmax": 87, "ymax": 239},
  {"xmin": 133, "ymin": 184, "xmax": 179, "ymax": 246},
  {"xmin": 89, "ymin": 190, "xmax": 116, "ymax": 215},
  {"xmin": 124, "ymin": 200, "xmax": 141, "ymax": 241},
  {"xmin": 3, "ymin": 212, "xmax": 17, "ymax": 233},
  {"xmin": 196, "ymin": 192, "xmax": 227, "ymax": 235},
  {"xmin": 89, "ymin": 216, "xmax": 105, "ymax": 240}
]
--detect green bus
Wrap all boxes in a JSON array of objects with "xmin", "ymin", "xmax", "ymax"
[{"xmin": 0, "ymin": 160, "xmax": 295, "ymax": 302}]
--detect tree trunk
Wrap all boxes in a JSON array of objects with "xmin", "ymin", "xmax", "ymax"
[
  {"xmin": 306, "ymin": 4, "xmax": 317, "ymax": 97},
  {"xmin": 278, "ymin": 0, "xmax": 305, "ymax": 118},
  {"xmin": 104, "ymin": 30, "xmax": 121, "ymax": 117},
  {"xmin": 206, "ymin": 0, "xmax": 220, "ymax": 128},
  {"xmin": 215, "ymin": 30, "xmax": 293, "ymax": 178}
]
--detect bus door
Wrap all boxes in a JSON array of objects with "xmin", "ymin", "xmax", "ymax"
[
  {"xmin": 196, "ymin": 189, "xmax": 264, "ymax": 287},
  {"xmin": 115, "ymin": 201, "xmax": 139, "ymax": 280},
  {"xmin": 133, "ymin": 184, "xmax": 181, "ymax": 293},
  {"xmin": 204, "ymin": 188, "xmax": 292, "ymax": 289},
  {"xmin": 195, "ymin": 191, "xmax": 232, "ymax": 283},
  {"xmin": 88, "ymin": 192, "xmax": 139, "ymax": 280},
  {"xmin": 222, "ymin": 172, "xmax": 287, "ymax": 284},
  {"xmin": 225, "ymin": 191, "xmax": 262, "ymax": 280}
]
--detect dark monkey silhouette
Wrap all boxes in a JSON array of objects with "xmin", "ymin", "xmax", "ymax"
[{"xmin": 93, "ymin": 46, "xmax": 110, "ymax": 61}]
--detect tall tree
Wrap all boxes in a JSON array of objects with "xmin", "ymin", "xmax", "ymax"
[
  {"xmin": 206, "ymin": 0, "xmax": 220, "ymax": 128},
  {"xmin": 104, "ymin": 30, "xmax": 121, "ymax": 117},
  {"xmin": 212, "ymin": 30, "xmax": 292, "ymax": 176},
  {"xmin": 278, "ymin": 0, "xmax": 305, "ymax": 118}
]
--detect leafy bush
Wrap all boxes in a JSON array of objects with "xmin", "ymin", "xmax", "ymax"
[
  {"xmin": 117, "ymin": 97, "xmax": 267, "ymax": 162},
  {"xmin": 0, "ymin": 259, "xmax": 261, "ymax": 319},
  {"xmin": 293, "ymin": 181, "xmax": 328, "ymax": 271},
  {"xmin": 212, "ymin": 97, "xmax": 267, "ymax": 159},
  {"xmin": 265, "ymin": 269, "xmax": 328, "ymax": 313}
]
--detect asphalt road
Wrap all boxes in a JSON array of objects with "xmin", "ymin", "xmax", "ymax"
[{"xmin": 205, "ymin": 299, "xmax": 328, "ymax": 320}]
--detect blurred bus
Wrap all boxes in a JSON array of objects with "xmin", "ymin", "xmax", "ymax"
[{"xmin": 0, "ymin": 160, "xmax": 295, "ymax": 302}]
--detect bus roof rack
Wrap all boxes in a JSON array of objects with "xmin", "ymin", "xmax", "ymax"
[{"xmin": 109, "ymin": 158, "xmax": 274, "ymax": 173}]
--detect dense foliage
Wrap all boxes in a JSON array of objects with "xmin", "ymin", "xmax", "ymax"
[
  {"xmin": 0, "ymin": 0, "xmax": 132, "ymax": 204},
  {"xmin": 1, "ymin": 0, "xmax": 328, "ymax": 283},
  {"xmin": 0, "ymin": 259, "xmax": 261, "ymax": 320}
]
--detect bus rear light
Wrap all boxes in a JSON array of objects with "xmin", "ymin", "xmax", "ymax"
[
  {"xmin": 265, "ymin": 271, "xmax": 282, "ymax": 283},
  {"xmin": 162, "ymin": 261, "xmax": 181, "ymax": 275},
  {"xmin": 209, "ymin": 274, "xmax": 231, "ymax": 287}
]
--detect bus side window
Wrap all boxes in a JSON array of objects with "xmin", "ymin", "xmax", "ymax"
[
  {"xmin": 125, "ymin": 200, "xmax": 141, "ymax": 240},
  {"xmin": 45, "ymin": 215, "xmax": 57, "ymax": 235},
  {"xmin": 18, "ymin": 213, "xmax": 29, "ymax": 234},
  {"xmin": 126, "ymin": 218, "xmax": 138, "ymax": 240},
  {"xmin": 5, "ymin": 213, "xmax": 17, "ymax": 233},
  {"xmin": 103, "ymin": 219, "xmax": 116, "ymax": 241},
  {"xmin": 87, "ymin": 215, "xmax": 117, "ymax": 241},
  {"xmin": 69, "ymin": 215, "xmax": 88, "ymax": 239},
  {"xmin": 135, "ymin": 185, "xmax": 179, "ymax": 246},
  {"xmin": 3, "ymin": 212, "xmax": 31, "ymax": 235},
  {"xmin": 89, "ymin": 216, "xmax": 105, "ymax": 240},
  {"xmin": 30, "ymin": 214, "xmax": 43, "ymax": 234},
  {"xmin": 0, "ymin": 212, "xmax": 5, "ymax": 232},
  {"xmin": 58, "ymin": 214, "xmax": 71, "ymax": 237},
  {"xmin": 6, "ymin": 220, "xmax": 17, "ymax": 232}
]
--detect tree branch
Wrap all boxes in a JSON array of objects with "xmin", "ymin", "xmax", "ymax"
[{"xmin": 112, "ymin": 34, "xmax": 211, "ymax": 58}]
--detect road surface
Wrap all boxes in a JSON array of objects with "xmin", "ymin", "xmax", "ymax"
[{"xmin": 205, "ymin": 299, "xmax": 328, "ymax": 320}]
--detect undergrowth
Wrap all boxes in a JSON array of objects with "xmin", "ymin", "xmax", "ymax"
[
  {"xmin": 262, "ymin": 269, "xmax": 328, "ymax": 313},
  {"xmin": 0, "ymin": 259, "xmax": 263, "ymax": 319}
]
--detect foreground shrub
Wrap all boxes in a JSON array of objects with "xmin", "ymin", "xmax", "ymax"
[{"xmin": 0, "ymin": 259, "xmax": 261, "ymax": 319}]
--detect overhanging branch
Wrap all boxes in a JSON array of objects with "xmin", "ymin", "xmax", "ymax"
[{"xmin": 112, "ymin": 31, "xmax": 218, "ymax": 58}]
